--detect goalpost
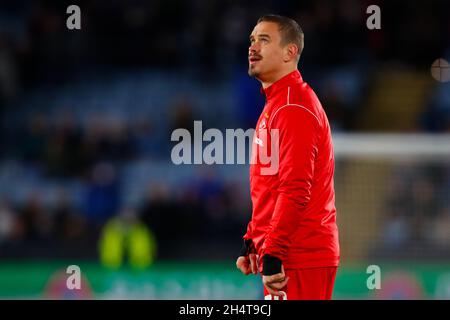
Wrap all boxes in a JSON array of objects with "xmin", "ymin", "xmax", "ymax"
[{"xmin": 332, "ymin": 133, "xmax": 450, "ymax": 263}]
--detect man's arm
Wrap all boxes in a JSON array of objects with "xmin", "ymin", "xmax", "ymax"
[
  {"xmin": 236, "ymin": 221, "xmax": 258, "ymax": 275},
  {"xmin": 243, "ymin": 220, "xmax": 253, "ymax": 243},
  {"xmin": 261, "ymin": 106, "xmax": 320, "ymax": 274}
]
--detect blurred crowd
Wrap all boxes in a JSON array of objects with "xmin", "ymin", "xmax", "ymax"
[
  {"xmin": 0, "ymin": 158, "xmax": 250, "ymax": 260},
  {"xmin": 373, "ymin": 164, "xmax": 450, "ymax": 260},
  {"xmin": 0, "ymin": 0, "xmax": 449, "ymax": 262},
  {"xmin": 1, "ymin": 0, "xmax": 450, "ymax": 127}
]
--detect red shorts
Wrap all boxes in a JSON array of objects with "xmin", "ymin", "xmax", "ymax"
[{"xmin": 263, "ymin": 267, "xmax": 338, "ymax": 300}]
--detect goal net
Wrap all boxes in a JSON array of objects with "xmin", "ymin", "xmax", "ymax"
[{"xmin": 333, "ymin": 133, "xmax": 450, "ymax": 264}]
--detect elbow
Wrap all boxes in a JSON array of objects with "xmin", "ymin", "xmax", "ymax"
[{"xmin": 277, "ymin": 178, "xmax": 312, "ymax": 208}]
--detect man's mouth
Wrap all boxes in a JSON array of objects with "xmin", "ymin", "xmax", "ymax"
[{"xmin": 249, "ymin": 56, "xmax": 262, "ymax": 64}]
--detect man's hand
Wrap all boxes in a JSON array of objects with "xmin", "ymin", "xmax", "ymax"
[
  {"xmin": 236, "ymin": 253, "xmax": 258, "ymax": 275},
  {"xmin": 263, "ymin": 265, "xmax": 289, "ymax": 297}
]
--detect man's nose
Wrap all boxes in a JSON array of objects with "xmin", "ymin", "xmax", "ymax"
[{"xmin": 249, "ymin": 42, "xmax": 260, "ymax": 54}]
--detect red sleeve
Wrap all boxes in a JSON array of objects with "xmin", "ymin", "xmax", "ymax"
[
  {"xmin": 243, "ymin": 220, "xmax": 253, "ymax": 240},
  {"xmin": 261, "ymin": 106, "xmax": 320, "ymax": 261}
]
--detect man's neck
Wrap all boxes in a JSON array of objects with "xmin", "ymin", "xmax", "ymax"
[{"xmin": 260, "ymin": 67, "xmax": 298, "ymax": 89}]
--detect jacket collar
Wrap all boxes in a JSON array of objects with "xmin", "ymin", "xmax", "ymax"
[{"xmin": 261, "ymin": 70, "xmax": 303, "ymax": 99}]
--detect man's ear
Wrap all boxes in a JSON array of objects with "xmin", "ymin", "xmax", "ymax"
[{"xmin": 283, "ymin": 43, "xmax": 299, "ymax": 62}]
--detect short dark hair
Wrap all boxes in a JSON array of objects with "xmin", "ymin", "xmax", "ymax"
[{"xmin": 257, "ymin": 14, "xmax": 304, "ymax": 60}]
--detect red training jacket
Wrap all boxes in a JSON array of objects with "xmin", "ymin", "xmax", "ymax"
[{"xmin": 245, "ymin": 70, "xmax": 340, "ymax": 270}]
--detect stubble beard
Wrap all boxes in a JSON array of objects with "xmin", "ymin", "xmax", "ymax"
[{"xmin": 248, "ymin": 65, "xmax": 259, "ymax": 77}]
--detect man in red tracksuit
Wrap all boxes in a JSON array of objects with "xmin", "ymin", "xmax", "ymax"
[{"xmin": 236, "ymin": 15, "xmax": 340, "ymax": 300}]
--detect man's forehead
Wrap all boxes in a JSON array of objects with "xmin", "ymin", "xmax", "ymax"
[{"xmin": 250, "ymin": 21, "xmax": 280, "ymax": 37}]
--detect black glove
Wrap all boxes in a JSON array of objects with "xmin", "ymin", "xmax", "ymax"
[
  {"xmin": 238, "ymin": 239, "xmax": 256, "ymax": 258},
  {"xmin": 262, "ymin": 254, "xmax": 282, "ymax": 276}
]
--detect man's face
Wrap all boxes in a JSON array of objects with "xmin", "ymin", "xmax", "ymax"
[{"xmin": 248, "ymin": 21, "xmax": 285, "ymax": 80}]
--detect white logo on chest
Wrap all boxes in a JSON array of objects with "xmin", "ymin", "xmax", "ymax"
[{"xmin": 259, "ymin": 118, "xmax": 267, "ymax": 131}]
